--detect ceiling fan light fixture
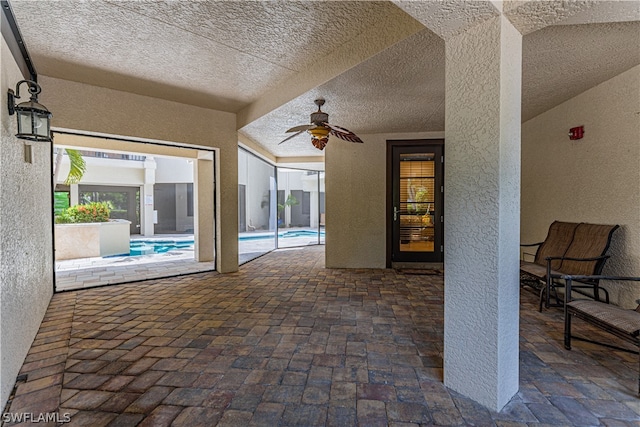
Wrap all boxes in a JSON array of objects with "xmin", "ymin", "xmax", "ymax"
[{"xmin": 308, "ymin": 126, "xmax": 330, "ymax": 139}]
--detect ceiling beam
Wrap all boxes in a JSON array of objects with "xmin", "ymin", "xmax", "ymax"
[
  {"xmin": 52, "ymin": 132, "xmax": 203, "ymax": 159},
  {"xmin": 393, "ymin": 1, "xmax": 619, "ymax": 39},
  {"xmin": 1, "ymin": 0, "xmax": 37, "ymax": 81},
  {"xmin": 392, "ymin": 0, "xmax": 501, "ymax": 40},
  {"xmin": 503, "ymin": 0, "xmax": 605, "ymax": 35}
]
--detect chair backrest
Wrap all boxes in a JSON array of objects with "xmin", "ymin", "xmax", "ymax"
[
  {"xmin": 559, "ymin": 223, "xmax": 619, "ymax": 275},
  {"xmin": 534, "ymin": 221, "xmax": 580, "ymax": 269}
]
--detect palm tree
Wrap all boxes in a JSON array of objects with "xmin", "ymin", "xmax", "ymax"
[{"xmin": 53, "ymin": 145, "xmax": 86, "ymax": 187}]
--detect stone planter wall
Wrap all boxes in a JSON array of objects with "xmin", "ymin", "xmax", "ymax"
[{"xmin": 55, "ymin": 219, "xmax": 131, "ymax": 260}]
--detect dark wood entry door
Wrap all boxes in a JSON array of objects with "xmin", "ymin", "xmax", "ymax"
[{"xmin": 388, "ymin": 140, "xmax": 444, "ymax": 265}]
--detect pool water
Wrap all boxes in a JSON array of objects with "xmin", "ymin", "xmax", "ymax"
[
  {"xmin": 130, "ymin": 239, "xmax": 194, "ymax": 256},
  {"xmin": 281, "ymin": 230, "xmax": 324, "ymax": 238},
  {"xmin": 128, "ymin": 230, "xmax": 324, "ymax": 256},
  {"xmin": 238, "ymin": 230, "xmax": 325, "ymax": 241}
]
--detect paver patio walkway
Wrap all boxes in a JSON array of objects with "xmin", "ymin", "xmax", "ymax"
[{"xmin": 5, "ymin": 246, "xmax": 639, "ymax": 426}]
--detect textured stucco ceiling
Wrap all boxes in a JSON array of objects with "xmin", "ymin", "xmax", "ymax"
[
  {"xmin": 241, "ymin": 28, "xmax": 446, "ymax": 157},
  {"xmin": 8, "ymin": 0, "xmax": 640, "ymax": 158},
  {"xmin": 392, "ymin": 0, "xmax": 500, "ymax": 39},
  {"xmin": 523, "ymin": 21, "xmax": 640, "ymax": 121},
  {"xmin": 505, "ymin": 0, "xmax": 640, "ymax": 34},
  {"xmin": 11, "ymin": 0, "xmax": 411, "ymax": 112},
  {"xmin": 244, "ymin": 19, "xmax": 639, "ymax": 157}
]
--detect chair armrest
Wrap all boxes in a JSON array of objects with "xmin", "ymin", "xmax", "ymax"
[
  {"xmin": 561, "ymin": 274, "xmax": 640, "ymax": 282},
  {"xmin": 561, "ymin": 276, "xmax": 604, "ymax": 302},
  {"xmin": 545, "ymin": 255, "xmax": 609, "ymax": 262},
  {"xmin": 520, "ymin": 242, "xmax": 542, "ymax": 262},
  {"xmin": 563, "ymin": 275, "xmax": 640, "ymax": 303}
]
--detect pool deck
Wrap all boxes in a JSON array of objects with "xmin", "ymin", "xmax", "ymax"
[
  {"xmin": 56, "ymin": 235, "xmax": 195, "ymax": 271},
  {"xmin": 55, "ymin": 249, "xmax": 216, "ymax": 292}
]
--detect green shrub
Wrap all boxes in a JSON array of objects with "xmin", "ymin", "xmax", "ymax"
[{"xmin": 55, "ymin": 202, "xmax": 112, "ymax": 224}]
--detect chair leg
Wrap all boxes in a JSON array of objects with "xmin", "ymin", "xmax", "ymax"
[
  {"xmin": 551, "ymin": 280, "xmax": 561, "ymax": 306},
  {"xmin": 545, "ymin": 275, "xmax": 555, "ymax": 309},
  {"xmin": 539, "ymin": 286, "xmax": 545, "ymax": 312},
  {"xmin": 564, "ymin": 312, "xmax": 572, "ymax": 350}
]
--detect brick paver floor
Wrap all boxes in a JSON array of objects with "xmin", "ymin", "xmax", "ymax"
[{"xmin": 5, "ymin": 246, "xmax": 639, "ymax": 426}]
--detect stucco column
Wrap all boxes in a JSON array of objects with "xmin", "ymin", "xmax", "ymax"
[
  {"xmin": 194, "ymin": 152, "xmax": 215, "ymax": 262},
  {"xmin": 141, "ymin": 157, "xmax": 156, "ymax": 237},
  {"xmin": 69, "ymin": 183, "xmax": 79, "ymax": 206},
  {"xmin": 443, "ymin": 15, "xmax": 521, "ymax": 411},
  {"xmin": 214, "ymin": 145, "xmax": 239, "ymax": 273}
]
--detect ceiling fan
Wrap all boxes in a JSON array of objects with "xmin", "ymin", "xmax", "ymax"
[{"xmin": 279, "ymin": 98, "xmax": 363, "ymax": 150}]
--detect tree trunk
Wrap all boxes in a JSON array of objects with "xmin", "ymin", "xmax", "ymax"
[{"xmin": 52, "ymin": 147, "xmax": 63, "ymax": 191}]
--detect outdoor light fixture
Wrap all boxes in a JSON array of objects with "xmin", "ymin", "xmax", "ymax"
[{"xmin": 7, "ymin": 79, "xmax": 52, "ymax": 142}]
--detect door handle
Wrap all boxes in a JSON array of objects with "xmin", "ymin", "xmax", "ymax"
[{"xmin": 394, "ymin": 207, "xmax": 400, "ymax": 221}]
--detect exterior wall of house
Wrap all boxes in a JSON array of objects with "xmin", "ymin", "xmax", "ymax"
[
  {"xmin": 149, "ymin": 158, "xmax": 194, "ymax": 233},
  {"xmin": 57, "ymin": 154, "xmax": 195, "ymax": 234},
  {"xmin": 326, "ymin": 131, "xmax": 445, "ymax": 268},
  {"xmin": 155, "ymin": 157, "xmax": 193, "ymax": 184},
  {"xmin": 59, "ymin": 156, "xmax": 146, "ymax": 185},
  {"xmin": 39, "ymin": 76, "xmax": 238, "ymax": 272},
  {"xmin": 277, "ymin": 170, "xmax": 324, "ymax": 228},
  {"xmin": 0, "ymin": 37, "xmax": 54, "ymax": 408},
  {"xmin": 522, "ymin": 65, "xmax": 640, "ymax": 308}
]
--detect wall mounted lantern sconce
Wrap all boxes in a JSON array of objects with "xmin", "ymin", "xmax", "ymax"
[{"xmin": 7, "ymin": 79, "xmax": 52, "ymax": 142}]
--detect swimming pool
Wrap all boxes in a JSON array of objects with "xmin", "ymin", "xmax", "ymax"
[
  {"xmin": 238, "ymin": 230, "xmax": 325, "ymax": 241},
  {"xmin": 130, "ymin": 239, "xmax": 194, "ymax": 256},
  {"xmin": 128, "ymin": 230, "xmax": 324, "ymax": 256}
]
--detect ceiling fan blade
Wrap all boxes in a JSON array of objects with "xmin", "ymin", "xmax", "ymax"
[
  {"xmin": 278, "ymin": 129, "xmax": 307, "ymax": 145},
  {"xmin": 285, "ymin": 124, "xmax": 313, "ymax": 133},
  {"xmin": 325, "ymin": 123, "xmax": 363, "ymax": 143},
  {"xmin": 312, "ymin": 137, "xmax": 329, "ymax": 151}
]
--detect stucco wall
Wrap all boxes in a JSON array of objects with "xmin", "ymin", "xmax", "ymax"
[
  {"xmin": 155, "ymin": 157, "xmax": 194, "ymax": 184},
  {"xmin": 58, "ymin": 157, "xmax": 145, "ymax": 186},
  {"xmin": 325, "ymin": 131, "xmax": 444, "ymax": 268},
  {"xmin": 522, "ymin": 65, "xmax": 640, "ymax": 308},
  {"xmin": 1, "ymin": 37, "xmax": 54, "ymax": 408},
  {"xmin": 39, "ymin": 76, "xmax": 238, "ymax": 273}
]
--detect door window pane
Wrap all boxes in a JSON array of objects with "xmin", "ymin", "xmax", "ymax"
[{"xmin": 399, "ymin": 153, "xmax": 435, "ymax": 253}]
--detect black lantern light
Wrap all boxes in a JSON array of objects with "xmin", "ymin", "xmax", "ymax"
[{"xmin": 7, "ymin": 79, "xmax": 52, "ymax": 142}]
